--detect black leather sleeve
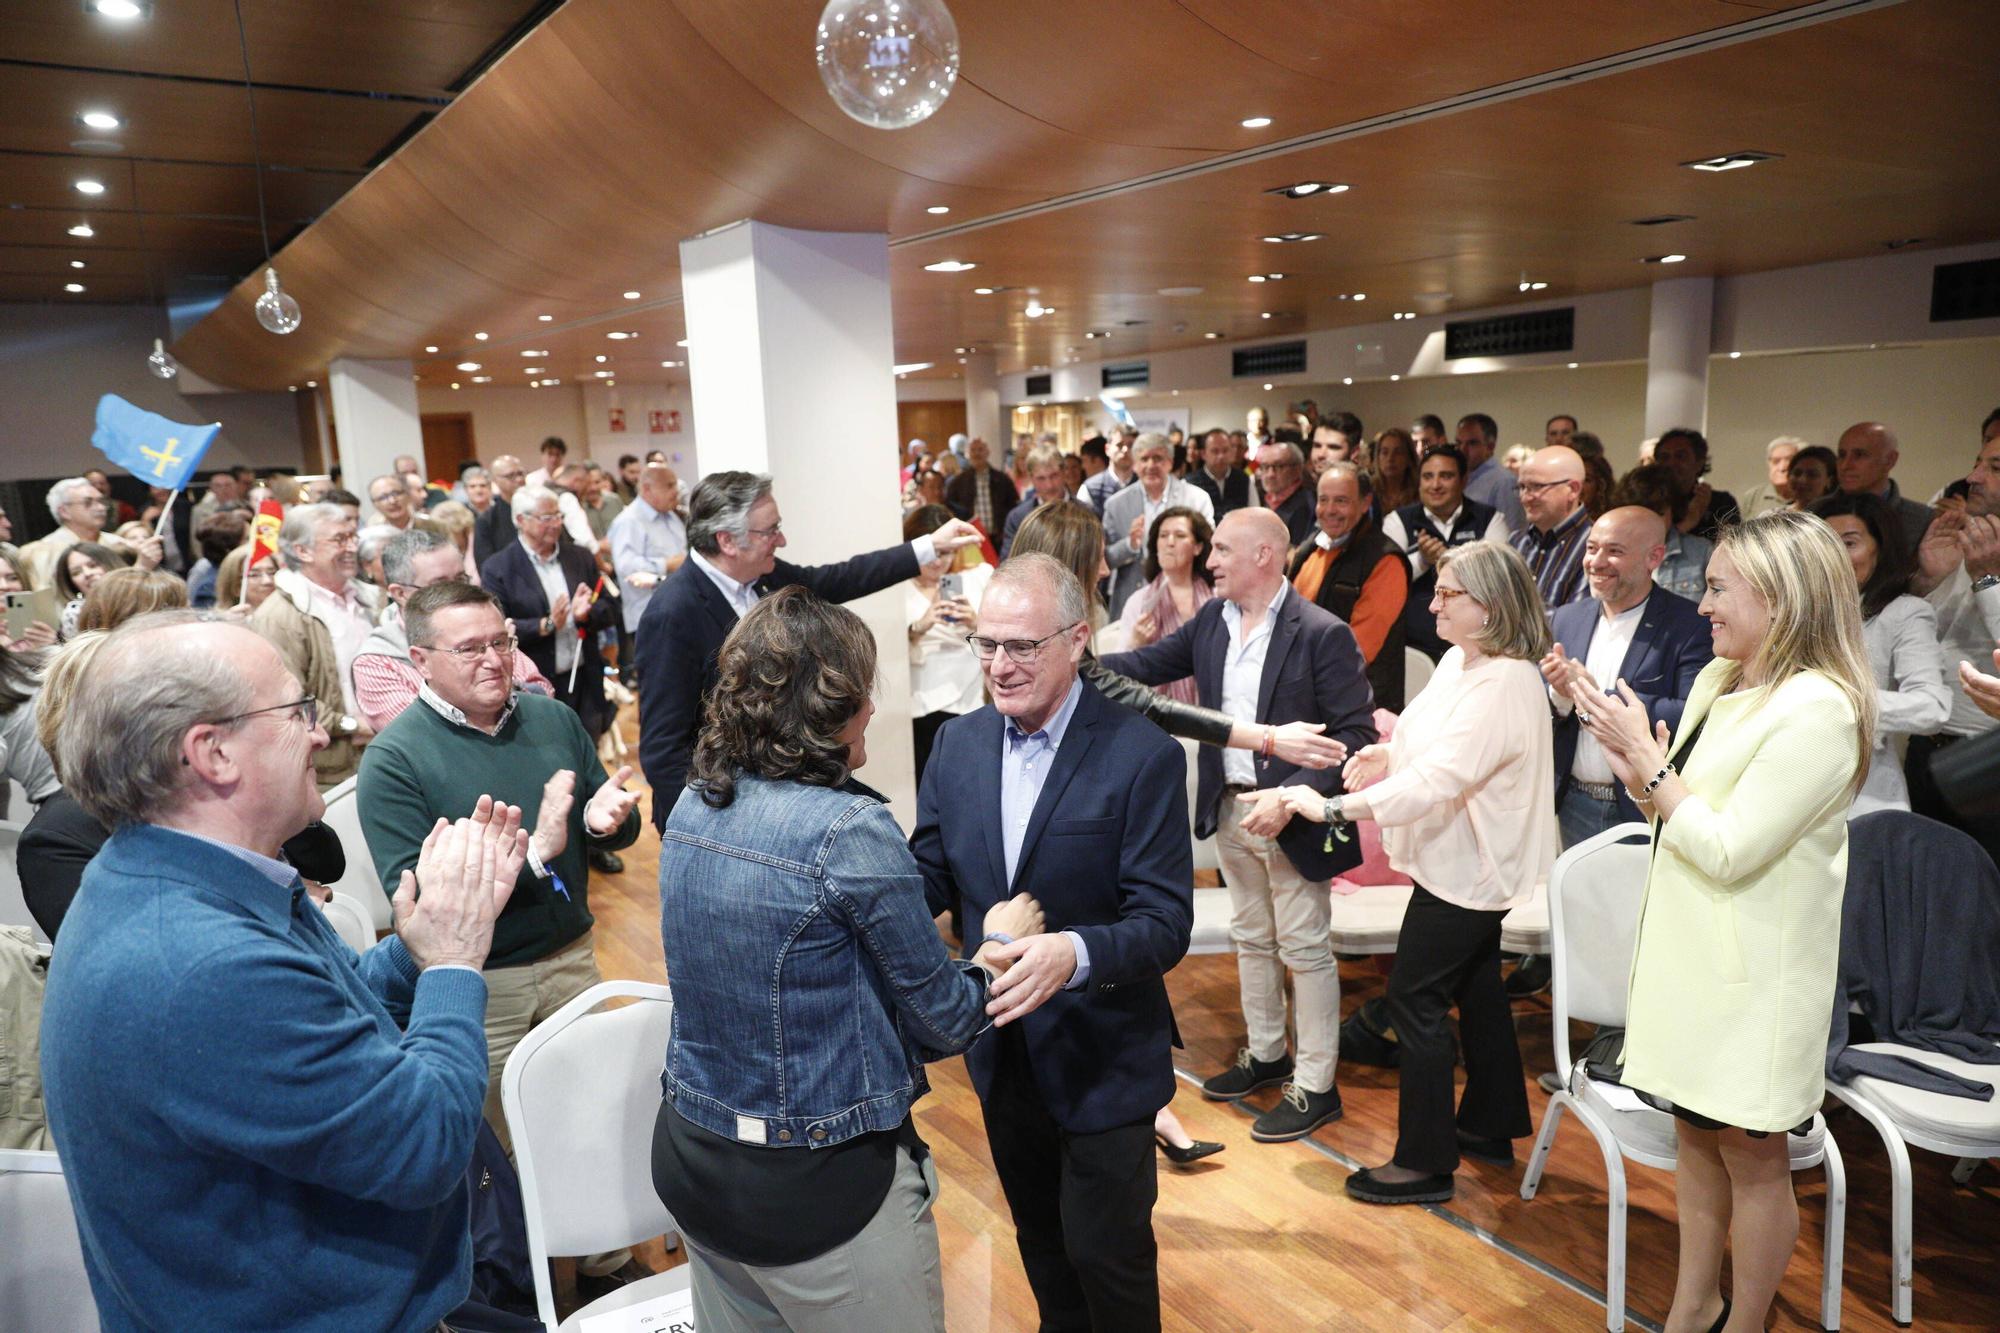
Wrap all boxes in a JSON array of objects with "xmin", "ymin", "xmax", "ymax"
[{"xmin": 1079, "ymin": 653, "xmax": 1234, "ymax": 748}]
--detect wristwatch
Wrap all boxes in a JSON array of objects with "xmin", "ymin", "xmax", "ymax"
[{"xmin": 1973, "ymin": 573, "xmax": 2000, "ymax": 594}]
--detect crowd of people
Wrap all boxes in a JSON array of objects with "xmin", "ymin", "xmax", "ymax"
[{"xmin": 6, "ymin": 399, "xmax": 1998, "ymax": 1332}]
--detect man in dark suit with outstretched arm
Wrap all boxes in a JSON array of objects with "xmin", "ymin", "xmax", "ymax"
[
  {"xmin": 913, "ymin": 552, "xmax": 1192, "ymax": 1333},
  {"xmin": 635, "ymin": 470, "xmax": 979, "ymax": 828}
]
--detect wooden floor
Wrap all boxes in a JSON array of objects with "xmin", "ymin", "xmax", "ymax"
[{"xmin": 582, "ymin": 713, "xmax": 1999, "ymax": 1331}]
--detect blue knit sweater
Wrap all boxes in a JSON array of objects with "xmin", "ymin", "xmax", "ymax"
[{"xmin": 40, "ymin": 823, "xmax": 490, "ymax": 1332}]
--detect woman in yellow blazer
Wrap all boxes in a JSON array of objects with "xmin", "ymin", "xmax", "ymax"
[{"xmin": 1568, "ymin": 510, "xmax": 1873, "ymax": 1333}]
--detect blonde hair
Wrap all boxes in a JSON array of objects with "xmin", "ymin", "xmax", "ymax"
[
  {"xmin": 1714, "ymin": 509, "xmax": 1876, "ymax": 792},
  {"xmin": 35, "ymin": 631, "xmax": 110, "ymax": 782},
  {"xmin": 76, "ymin": 567, "xmax": 189, "ymax": 634},
  {"xmin": 1010, "ymin": 500, "xmax": 1108, "ymax": 628},
  {"xmin": 1437, "ymin": 541, "xmax": 1552, "ymax": 661}
]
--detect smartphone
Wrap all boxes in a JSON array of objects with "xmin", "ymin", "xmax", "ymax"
[
  {"xmin": 5, "ymin": 588, "xmax": 61, "ymax": 639},
  {"xmin": 939, "ymin": 573, "xmax": 963, "ymax": 602}
]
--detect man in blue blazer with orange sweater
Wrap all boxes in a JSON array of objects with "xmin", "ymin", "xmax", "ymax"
[{"xmin": 914, "ymin": 552, "xmax": 1192, "ymax": 1333}]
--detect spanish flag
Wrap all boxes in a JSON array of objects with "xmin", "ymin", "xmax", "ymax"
[{"xmin": 248, "ymin": 499, "xmax": 284, "ymax": 568}]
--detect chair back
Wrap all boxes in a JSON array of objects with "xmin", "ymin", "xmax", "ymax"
[
  {"xmin": 0, "ymin": 1149, "xmax": 99, "ymax": 1332},
  {"xmin": 319, "ymin": 778, "xmax": 391, "ymax": 929},
  {"xmin": 1547, "ymin": 823, "xmax": 1655, "ymax": 1073},
  {"xmin": 501, "ymin": 981, "xmax": 675, "ymax": 1325},
  {"xmin": 320, "ymin": 892, "xmax": 376, "ymax": 954},
  {"xmin": 0, "ymin": 820, "xmax": 44, "ymax": 944},
  {"xmin": 1403, "ymin": 647, "xmax": 1435, "ymax": 702}
]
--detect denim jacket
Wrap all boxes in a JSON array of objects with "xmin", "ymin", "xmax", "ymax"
[{"xmin": 659, "ymin": 775, "xmax": 992, "ymax": 1148}]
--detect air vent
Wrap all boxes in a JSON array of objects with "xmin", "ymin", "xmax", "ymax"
[
  {"xmin": 1024, "ymin": 372, "xmax": 1053, "ymax": 396},
  {"xmin": 1232, "ymin": 340, "xmax": 1307, "ymax": 378},
  {"xmin": 1930, "ymin": 257, "xmax": 2000, "ymax": 323},
  {"xmin": 1101, "ymin": 362, "xmax": 1149, "ymax": 389},
  {"xmin": 1445, "ymin": 308, "xmax": 1575, "ymax": 360}
]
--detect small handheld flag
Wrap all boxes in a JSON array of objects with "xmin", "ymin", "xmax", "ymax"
[
  {"xmin": 90, "ymin": 394, "xmax": 221, "ymax": 492},
  {"xmin": 238, "ymin": 500, "xmax": 285, "ymax": 606}
]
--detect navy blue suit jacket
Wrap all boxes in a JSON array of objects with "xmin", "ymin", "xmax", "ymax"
[
  {"xmin": 1101, "ymin": 584, "xmax": 1378, "ymax": 881},
  {"xmin": 1550, "ymin": 584, "xmax": 1712, "ymax": 821},
  {"xmin": 481, "ymin": 536, "xmax": 612, "ymax": 734},
  {"xmin": 636, "ymin": 543, "xmax": 918, "ymax": 828},
  {"xmin": 911, "ymin": 681, "xmax": 1193, "ymax": 1133}
]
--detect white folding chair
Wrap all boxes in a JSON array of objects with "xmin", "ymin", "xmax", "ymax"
[
  {"xmin": 1499, "ymin": 879, "xmax": 1549, "ymax": 959},
  {"xmin": 319, "ymin": 777, "xmax": 392, "ymax": 930},
  {"xmin": 1519, "ymin": 823, "xmax": 1845, "ymax": 1332},
  {"xmin": 0, "ymin": 1148, "xmax": 100, "ymax": 1332},
  {"xmin": 1327, "ymin": 883, "xmax": 1413, "ymax": 955},
  {"xmin": 1829, "ymin": 1044, "xmax": 2000, "ymax": 1323},
  {"xmin": 501, "ymin": 981, "xmax": 688, "ymax": 1332},
  {"xmin": 1403, "ymin": 646, "xmax": 1435, "ymax": 702},
  {"xmin": 319, "ymin": 892, "xmax": 377, "ymax": 954},
  {"xmin": 0, "ymin": 820, "xmax": 48, "ymax": 946}
]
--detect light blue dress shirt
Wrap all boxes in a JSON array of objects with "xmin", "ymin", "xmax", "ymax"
[{"xmin": 997, "ymin": 676, "xmax": 1091, "ymax": 988}]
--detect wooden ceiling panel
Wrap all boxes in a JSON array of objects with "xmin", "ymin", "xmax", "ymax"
[
  {"xmin": 0, "ymin": 273, "xmax": 151, "ymax": 304},
  {"xmin": 129, "ymin": 160, "xmax": 357, "ymax": 225}
]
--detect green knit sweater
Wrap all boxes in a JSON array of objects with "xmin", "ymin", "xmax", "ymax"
[{"xmin": 356, "ymin": 691, "xmax": 641, "ymax": 969}]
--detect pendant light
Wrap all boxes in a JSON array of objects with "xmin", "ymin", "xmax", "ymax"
[{"xmin": 234, "ymin": 0, "xmax": 300, "ymax": 335}]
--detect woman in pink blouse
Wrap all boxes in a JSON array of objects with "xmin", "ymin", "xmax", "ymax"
[
  {"xmin": 1264, "ymin": 541, "xmax": 1558, "ymax": 1203},
  {"xmin": 1112, "ymin": 506, "xmax": 1214, "ymax": 703}
]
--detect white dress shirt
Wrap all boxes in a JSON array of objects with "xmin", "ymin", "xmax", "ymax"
[
  {"xmin": 1379, "ymin": 503, "xmax": 1513, "ymax": 577},
  {"xmin": 1927, "ymin": 564, "xmax": 2000, "ymax": 737},
  {"xmin": 521, "ymin": 537, "xmax": 576, "ymax": 673},
  {"xmin": 1567, "ymin": 600, "xmax": 1644, "ymax": 784},
  {"xmin": 688, "ymin": 535, "xmax": 944, "ymax": 622},
  {"xmin": 1217, "ymin": 582, "xmax": 1287, "ymax": 786}
]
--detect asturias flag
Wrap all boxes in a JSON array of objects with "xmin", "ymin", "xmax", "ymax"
[{"xmin": 90, "ymin": 394, "xmax": 221, "ymax": 491}]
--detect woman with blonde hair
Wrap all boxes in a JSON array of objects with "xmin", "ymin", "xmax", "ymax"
[
  {"xmin": 215, "ymin": 544, "xmax": 278, "ymax": 613},
  {"xmin": 1265, "ymin": 541, "xmax": 1557, "ymax": 1203},
  {"xmin": 75, "ymin": 568, "xmax": 189, "ymax": 635},
  {"xmin": 1568, "ymin": 509, "xmax": 1873, "ymax": 1333},
  {"xmin": 1369, "ymin": 428, "xmax": 1419, "ymax": 514}
]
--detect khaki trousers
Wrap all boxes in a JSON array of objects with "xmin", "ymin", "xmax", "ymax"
[{"xmin": 1215, "ymin": 798, "xmax": 1339, "ymax": 1094}]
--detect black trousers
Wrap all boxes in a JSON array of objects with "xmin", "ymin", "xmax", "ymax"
[
  {"xmin": 1905, "ymin": 733, "xmax": 2000, "ymax": 872},
  {"xmin": 1384, "ymin": 883, "xmax": 1533, "ymax": 1175},
  {"xmin": 982, "ymin": 1026, "xmax": 1160, "ymax": 1332}
]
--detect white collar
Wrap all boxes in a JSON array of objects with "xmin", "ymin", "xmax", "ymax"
[{"xmin": 690, "ymin": 549, "xmax": 756, "ymax": 602}]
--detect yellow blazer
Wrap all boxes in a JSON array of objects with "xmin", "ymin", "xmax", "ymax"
[{"xmin": 1621, "ymin": 660, "xmax": 1859, "ymax": 1132}]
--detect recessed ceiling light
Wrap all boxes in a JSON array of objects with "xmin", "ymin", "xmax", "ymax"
[
  {"xmin": 605, "ymin": 380, "xmax": 615, "ymax": 387},
  {"xmin": 1261, "ymin": 232, "xmax": 1322, "ymax": 244},
  {"xmin": 470, "ymin": 375, "xmax": 492, "ymax": 383},
  {"xmin": 972, "ymin": 286, "xmax": 995, "ymax": 295},
  {"xmin": 64, "ymin": 282, "xmax": 86, "ymax": 293},
  {"xmin": 595, "ymin": 354, "xmax": 608, "ymax": 363},
  {"xmin": 1204, "ymin": 331, "xmax": 1221, "ymax": 339},
  {"xmin": 1084, "ymin": 330, "xmax": 1108, "ymax": 340},
  {"xmin": 1260, "ymin": 312, "xmax": 1273, "ymax": 319},
  {"xmin": 1518, "ymin": 280, "xmax": 1549, "ymax": 292},
  {"xmin": 1567, "ymin": 362, "xmax": 1579, "ymax": 369},
  {"xmin": 70, "ymin": 260, "xmax": 86, "ymax": 269},
  {"xmin": 595, "ymin": 370, "xmax": 613, "ymax": 378},
  {"xmin": 926, "ymin": 205, "xmax": 950, "ymax": 215},
  {"xmin": 1645, "ymin": 254, "xmax": 1688, "ymax": 264},
  {"xmin": 923, "ymin": 260, "xmax": 977, "ymax": 273},
  {"xmin": 450, "ymin": 382, "xmax": 461, "ymax": 390},
  {"xmin": 1352, "ymin": 293, "xmax": 1366, "ymax": 301},
  {"xmin": 1266, "ymin": 182, "xmax": 1350, "ymax": 199},
  {"xmin": 424, "ymin": 345, "xmax": 438, "ymax": 353},
  {"xmin": 1390, "ymin": 374, "xmax": 1401, "ymax": 382},
  {"xmin": 68, "ymin": 223, "xmax": 94, "ymax": 237},
  {"xmin": 456, "ymin": 361, "xmax": 481, "ymax": 371},
  {"xmin": 77, "ymin": 110, "xmax": 123, "ymax": 131},
  {"xmin": 1265, "ymin": 273, "xmax": 1286, "ymax": 281},
  {"xmin": 474, "ymin": 331, "xmax": 489, "ymax": 340},
  {"xmin": 1683, "ymin": 150, "xmax": 1779, "ymax": 173},
  {"xmin": 305, "ymin": 380, "xmax": 317, "ymax": 388},
  {"xmin": 524, "ymin": 367, "xmax": 545, "ymax": 375},
  {"xmin": 1262, "ymin": 382, "xmax": 1273, "ymax": 391},
  {"xmin": 623, "ymin": 290, "xmax": 641, "ymax": 300},
  {"xmin": 607, "ymin": 331, "xmax": 630, "ymax": 340},
  {"xmin": 1240, "ymin": 116, "xmax": 1272, "ymax": 129},
  {"xmin": 89, "ymin": 0, "xmax": 146, "ymax": 18},
  {"xmin": 1342, "ymin": 377, "xmax": 1353, "ymax": 385},
  {"xmin": 676, "ymin": 339, "xmax": 689, "ymax": 347},
  {"xmin": 1729, "ymin": 351, "xmax": 1742, "ymax": 359},
  {"xmin": 74, "ymin": 179, "xmax": 106, "ymax": 195},
  {"xmin": 520, "ymin": 349, "xmax": 547, "ymax": 356},
  {"xmin": 1247, "ymin": 275, "xmax": 1266, "ymax": 283},
  {"xmin": 538, "ymin": 313, "xmax": 553, "ymax": 321}
]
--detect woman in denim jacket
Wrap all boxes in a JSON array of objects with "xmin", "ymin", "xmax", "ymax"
[{"xmin": 654, "ymin": 587, "xmax": 1046, "ymax": 1331}]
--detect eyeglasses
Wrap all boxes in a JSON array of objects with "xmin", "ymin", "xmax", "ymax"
[
  {"xmin": 419, "ymin": 632, "xmax": 517, "ymax": 662},
  {"xmin": 520, "ymin": 510, "xmax": 564, "ymax": 524},
  {"xmin": 323, "ymin": 531, "xmax": 360, "ymax": 548},
  {"xmin": 744, "ymin": 522, "xmax": 783, "ymax": 541},
  {"xmin": 216, "ymin": 695, "xmax": 317, "ymax": 730},
  {"xmin": 966, "ymin": 623, "xmax": 1080, "ymax": 662},
  {"xmin": 1516, "ymin": 478, "xmax": 1577, "ymax": 498},
  {"xmin": 1434, "ymin": 587, "xmax": 1471, "ymax": 604}
]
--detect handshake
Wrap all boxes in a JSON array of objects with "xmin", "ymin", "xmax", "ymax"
[{"xmin": 966, "ymin": 892, "xmax": 1073, "ymax": 1028}]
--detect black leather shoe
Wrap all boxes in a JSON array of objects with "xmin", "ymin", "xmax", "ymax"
[
  {"xmin": 1155, "ymin": 1133, "xmax": 1226, "ymax": 1165},
  {"xmin": 588, "ymin": 847, "xmax": 625, "ymax": 874},
  {"xmin": 1249, "ymin": 1083, "xmax": 1343, "ymax": 1142},
  {"xmin": 1504, "ymin": 954, "xmax": 1551, "ymax": 997},
  {"xmin": 1201, "ymin": 1047, "xmax": 1293, "ymax": 1100},
  {"xmin": 1455, "ymin": 1129, "xmax": 1516, "ymax": 1166},
  {"xmin": 574, "ymin": 1257, "xmax": 652, "ymax": 1305},
  {"xmin": 1345, "ymin": 1166, "xmax": 1455, "ymax": 1205}
]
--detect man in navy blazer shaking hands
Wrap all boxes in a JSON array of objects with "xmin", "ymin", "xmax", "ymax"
[
  {"xmin": 913, "ymin": 553, "xmax": 1193, "ymax": 1333},
  {"xmin": 1102, "ymin": 508, "xmax": 1377, "ymax": 1143},
  {"xmin": 636, "ymin": 470, "xmax": 978, "ymax": 828}
]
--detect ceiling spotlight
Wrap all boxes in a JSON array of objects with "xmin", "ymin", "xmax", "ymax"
[
  {"xmin": 1266, "ymin": 182, "xmax": 1350, "ymax": 199},
  {"xmin": 1265, "ymin": 273, "xmax": 1286, "ymax": 281},
  {"xmin": 538, "ymin": 313, "xmax": 553, "ymax": 321},
  {"xmin": 450, "ymin": 382, "xmax": 460, "ymax": 390},
  {"xmin": 1729, "ymin": 351, "xmax": 1742, "ymax": 359},
  {"xmin": 923, "ymin": 260, "xmax": 977, "ymax": 273},
  {"xmin": 456, "ymin": 361, "xmax": 481, "ymax": 371},
  {"xmin": 1025, "ymin": 299, "xmax": 1053, "ymax": 318},
  {"xmin": 474, "ymin": 331, "xmax": 489, "ymax": 340},
  {"xmin": 1342, "ymin": 377, "xmax": 1353, "ymax": 385},
  {"xmin": 972, "ymin": 286, "xmax": 995, "ymax": 295},
  {"xmin": 605, "ymin": 380, "xmax": 614, "ymax": 387},
  {"xmin": 607, "ymin": 331, "xmax": 630, "ymax": 340},
  {"xmin": 1261, "ymin": 232, "xmax": 1322, "ymax": 243},
  {"xmin": 524, "ymin": 367, "xmax": 545, "ymax": 375},
  {"xmin": 520, "ymin": 349, "xmax": 547, "ymax": 356},
  {"xmin": 1240, "ymin": 116, "xmax": 1272, "ymax": 129},
  {"xmin": 77, "ymin": 110, "xmax": 123, "ymax": 131},
  {"xmin": 68, "ymin": 223, "xmax": 94, "ymax": 237},
  {"xmin": 1352, "ymin": 293, "xmax": 1366, "ymax": 301},
  {"xmin": 1683, "ymin": 150, "xmax": 1779, "ymax": 173},
  {"xmin": 470, "ymin": 375, "xmax": 492, "ymax": 383},
  {"xmin": 70, "ymin": 260, "xmax": 86, "ymax": 269},
  {"xmin": 1644, "ymin": 254, "xmax": 1689, "ymax": 264},
  {"xmin": 75, "ymin": 179, "xmax": 106, "ymax": 195},
  {"xmin": 304, "ymin": 380, "xmax": 317, "ymax": 388},
  {"xmin": 1567, "ymin": 362, "xmax": 1579, "ymax": 369},
  {"xmin": 595, "ymin": 354, "xmax": 608, "ymax": 363},
  {"xmin": 89, "ymin": 0, "xmax": 147, "ymax": 16},
  {"xmin": 1204, "ymin": 331, "xmax": 1221, "ymax": 339},
  {"xmin": 424, "ymin": 345, "xmax": 438, "ymax": 353},
  {"xmin": 65, "ymin": 282, "xmax": 86, "ymax": 293},
  {"xmin": 1390, "ymin": 374, "xmax": 1401, "ymax": 382},
  {"xmin": 1262, "ymin": 382, "xmax": 1273, "ymax": 391},
  {"xmin": 595, "ymin": 370, "xmax": 613, "ymax": 378},
  {"xmin": 926, "ymin": 205, "xmax": 950, "ymax": 215},
  {"xmin": 1517, "ymin": 280, "xmax": 1549, "ymax": 292},
  {"xmin": 623, "ymin": 290, "xmax": 641, "ymax": 299},
  {"xmin": 1260, "ymin": 312, "xmax": 1273, "ymax": 319},
  {"xmin": 1247, "ymin": 275, "xmax": 1266, "ymax": 283}
]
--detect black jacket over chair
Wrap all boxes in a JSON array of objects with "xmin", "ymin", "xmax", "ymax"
[
  {"xmin": 1102, "ymin": 583, "xmax": 1378, "ymax": 882},
  {"xmin": 635, "ymin": 543, "xmax": 918, "ymax": 829},
  {"xmin": 481, "ymin": 536, "xmax": 613, "ymax": 738}
]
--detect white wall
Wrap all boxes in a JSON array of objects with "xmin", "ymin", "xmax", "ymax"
[
  {"xmin": 580, "ymin": 382, "xmax": 698, "ymax": 479},
  {"xmin": 0, "ymin": 302, "xmax": 305, "ymax": 476}
]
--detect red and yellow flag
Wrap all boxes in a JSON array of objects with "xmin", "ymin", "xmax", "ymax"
[{"xmin": 248, "ymin": 498, "xmax": 284, "ymax": 568}]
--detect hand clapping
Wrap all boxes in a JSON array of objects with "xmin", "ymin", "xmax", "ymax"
[{"xmin": 393, "ymin": 795, "xmax": 529, "ymax": 970}]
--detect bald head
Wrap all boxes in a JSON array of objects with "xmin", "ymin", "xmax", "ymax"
[
  {"xmin": 1519, "ymin": 444, "xmax": 1585, "ymax": 531},
  {"xmin": 1221, "ymin": 506, "xmax": 1291, "ymax": 555},
  {"xmin": 638, "ymin": 462, "xmax": 681, "ymax": 513},
  {"xmin": 1208, "ymin": 508, "xmax": 1293, "ymax": 609},
  {"xmin": 1582, "ymin": 506, "xmax": 1669, "ymax": 614},
  {"xmin": 1836, "ymin": 421, "xmax": 1900, "ymax": 496}
]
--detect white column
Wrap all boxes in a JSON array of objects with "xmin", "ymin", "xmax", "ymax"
[
  {"xmin": 963, "ymin": 350, "xmax": 1002, "ymax": 455},
  {"xmin": 1643, "ymin": 277, "xmax": 1715, "ymax": 439},
  {"xmin": 326, "ymin": 357, "xmax": 422, "ymax": 501},
  {"xmin": 679, "ymin": 221, "xmax": 918, "ymax": 821}
]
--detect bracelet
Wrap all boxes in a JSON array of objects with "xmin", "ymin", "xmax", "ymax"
[
  {"xmin": 1639, "ymin": 761, "xmax": 1676, "ymax": 798},
  {"xmin": 1261, "ymin": 726, "xmax": 1277, "ymax": 758},
  {"xmin": 1320, "ymin": 795, "xmax": 1352, "ymax": 852}
]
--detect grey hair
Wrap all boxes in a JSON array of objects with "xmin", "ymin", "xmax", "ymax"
[
  {"xmin": 991, "ymin": 551, "xmax": 1087, "ymax": 631},
  {"xmin": 512, "ymin": 483, "xmax": 562, "ymax": 523},
  {"xmin": 1766, "ymin": 434, "xmax": 1810, "ymax": 458},
  {"xmin": 277, "ymin": 503, "xmax": 348, "ymax": 570},
  {"xmin": 381, "ymin": 525, "xmax": 454, "ymax": 586},
  {"xmin": 686, "ymin": 471, "xmax": 773, "ymax": 556},
  {"xmin": 355, "ymin": 525, "xmax": 399, "ymax": 579},
  {"xmin": 47, "ymin": 477, "xmax": 93, "ymax": 521},
  {"xmin": 461, "ymin": 466, "xmax": 489, "ymax": 482},
  {"xmin": 1024, "ymin": 444, "xmax": 1062, "ymax": 475},
  {"xmin": 1132, "ymin": 431, "xmax": 1172, "ymax": 460},
  {"xmin": 1259, "ymin": 441, "xmax": 1307, "ymax": 470},
  {"xmin": 58, "ymin": 610, "xmax": 256, "ymax": 828}
]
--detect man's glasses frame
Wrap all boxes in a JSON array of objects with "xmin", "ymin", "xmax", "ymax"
[
  {"xmin": 216, "ymin": 695, "xmax": 318, "ymax": 730},
  {"xmin": 418, "ymin": 631, "xmax": 518, "ymax": 662},
  {"xmin": 965, "ymin": 623, "xmax": 1081, "ymax": 663}
]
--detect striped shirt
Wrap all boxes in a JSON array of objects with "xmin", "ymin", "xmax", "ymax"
[{"xmin": 1510, "ymin": 506, "xmax": 1592, "ymax": 613}]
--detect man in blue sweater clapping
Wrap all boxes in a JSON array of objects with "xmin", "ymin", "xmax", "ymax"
[{"xmin": 41, "ymin": 610, "xmax": 530, "ymax": 1332}]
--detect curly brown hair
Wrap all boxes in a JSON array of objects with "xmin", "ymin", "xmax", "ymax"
[{"xmin": 690, "ymin": 586, "xmax": 877, "ymax": 808}]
